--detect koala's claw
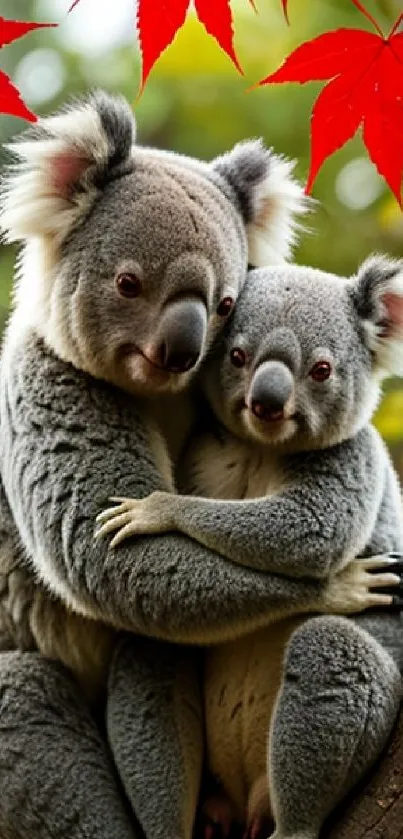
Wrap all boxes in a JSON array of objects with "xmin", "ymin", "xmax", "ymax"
[
  {"xmin": 366, "ymin": 552, "xmax": 403, "ymax": 573},
  {"xmin": 94, "ymin": 493, "xmax": 169, "ymax": 547},
  {"xmin": 94, "ymin": 502, "xmax": 138, "ymax": 547},
  {"xmin": 366, "ymin": 553, "xmax": 403, "ymax": 608},
  {"xmin": 392, "ymin": 594, "xmax": 403, "ymax": 608}
]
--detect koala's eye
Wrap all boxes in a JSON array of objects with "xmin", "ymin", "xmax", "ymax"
[
  {"xmin": 116, "ymin": 272, "xmax": 142, "ymax": 298},
  {"xmin": 217, "ymin": 296, "xmax": 234, "ymax": 317},
  {"xmin": 230, "ymin": 347, "xmax": 246, "ymax": 368},
  {"xmin": 309, "ymin": 361, "xmax": 332, "ymax": 382}
]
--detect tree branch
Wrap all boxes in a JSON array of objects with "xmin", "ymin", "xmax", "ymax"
[{"xmin": 326, "ymin": 710, "xmax": 403, "ymax": 838}]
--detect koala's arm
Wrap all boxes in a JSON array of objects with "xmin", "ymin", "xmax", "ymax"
[
  {"xmin": 0, "ymin": 334, "xmax": 343, "ymax": 646},
  {"xmin": 97, "ymin": 430, "xmax": 389, "ymax": 580}
]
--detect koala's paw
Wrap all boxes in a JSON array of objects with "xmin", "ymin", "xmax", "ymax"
[
  {"xmin": 94, "ymin": 492, "xmax": 173, "ymax": 547},
  {"xmin": 323, "ymin": 554, "xmax": 403, "ymax": 614},
  {"xmin": 200, "ymin": 792, "xmax": 238, "ymax": 839},
  {"xmin": 243, "ymin": 815, "xmax": 274, "ymax": 839}
]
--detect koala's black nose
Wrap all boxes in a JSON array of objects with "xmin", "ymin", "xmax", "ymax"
[
  {"xmin": 250, "ymin": 361, "xmax": 294, "ymax": 421},
  {"xmin": 160, "ymin": 348, "xmax": 198, "ymax": 373},
  {"xmin": 158, "ymin": 298, "xmax": 208, "ymax": 374}
]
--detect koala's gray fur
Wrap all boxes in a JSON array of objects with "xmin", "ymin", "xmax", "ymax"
[
  {"xmin": 0, "ymin": 89, "xmax": 331, "ymax": 839},
  {"xmin": 100, "ymin": 260, "xmax": 403, "ymax": 839}
]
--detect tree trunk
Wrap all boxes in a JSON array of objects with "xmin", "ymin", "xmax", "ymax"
[{"xmin": 325, "ymin": 711, "xmax": 403, "ymax": 838}]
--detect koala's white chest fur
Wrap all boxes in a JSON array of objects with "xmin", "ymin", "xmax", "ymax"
[
  {"xmin": 183, "ymin": 429, "xmax": 298, "ymax": 820},
  {"xmin": 205, "ymin": 619, "xmax": 301, "ymax": 820},
  {"xmin": 183, "ymin": 430, "xmax": 287, "ymax": 501}
]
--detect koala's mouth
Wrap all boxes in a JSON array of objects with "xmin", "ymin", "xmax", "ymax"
[
  {"xmin": 240, "ymin": 402, "xmax": 299, "ymax": 443},
  {"xmin": 241, "ymin": 400, "xmax": 297, "ymax": 425},
  {"xmin": 253, "ymin": 410, "xmax": 295, "ymax": 425},
  {"xmin": 119, "ymin": 343, "xmax": 192, "ymax": 394},
  {"xmin": 120, "ymin": 343, "xmax": 170, "ymax": 375},
  {"xmin": 120, "ymin": 343, "xmax": 197, "ymax": 377}
]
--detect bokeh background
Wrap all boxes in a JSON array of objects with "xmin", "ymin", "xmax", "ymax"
[{"xmin": 1, "ymin": 0, "xmax": 402, "ymax": 474}]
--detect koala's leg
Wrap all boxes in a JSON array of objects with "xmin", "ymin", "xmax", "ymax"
[
  {"xmin": 268, "ymin": 616, "xmax": 402, "ymax": 839},
  {"xmin": 0, "ymin": 651, "xmax": 137, "ymax": 839},
  {"xmin": 107, "ymin": 634, "xmax": 203, "ymax": 839}
]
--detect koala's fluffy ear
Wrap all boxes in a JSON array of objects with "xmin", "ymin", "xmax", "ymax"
[
  {"xmin": 0, "ymin": 91, "xmax": 135, "ymax": 244},
  {"xmin": 211, "ymin": 140, "xmax": 308, "ymax": 266},
  {"xmin": 352, "ymin": 255, "xmax": 403, "ymax": 376}
]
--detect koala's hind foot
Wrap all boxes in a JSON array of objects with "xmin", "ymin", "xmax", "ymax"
[
  {"xmin": 95, "ymin": 492, "xmax": 174, "ymax": 546},
  {"xmin": 199, "ymin": 776, "xmax": 272, "ymax": 839},
  {"xmin": 201, "ymin": 791, "xmax": 238, "ymax": 839},
  {"xmin": 244, "ymin": 814, "xmax": 274, "ymax": 839},
  {"xmin": 268, "ymin": 616, "xmax": 402, "ymax": 839}
]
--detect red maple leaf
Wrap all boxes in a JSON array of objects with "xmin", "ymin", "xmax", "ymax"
[
  {"xmin": 137, "ymin": 0, "xmax": 243, "ymax": 89},
  {"xmin": 0, "ymin": 17, "xmax": 57, "ymax": 122},
  {"xmin": 137, "ymin": 0, "xmax": 189, "ymax": 90},
  {"xmin": 69, "ymin": 0, "xmax": 243, "ymax": 91},
  {"xmin": 259, "ymin": 0, "xmax": 403, "ymax": 205},
  {"xmin": 0, "ymin": 71, "xmax": 37, "ymax": 121},
  {"xmin": 194, "ymin": 0, "xmax": 242, "ymax": 74}
]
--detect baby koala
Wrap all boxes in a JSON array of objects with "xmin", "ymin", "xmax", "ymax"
[{"xmin": 97, "ymin": 257, "xmax": 403, "ymax": 839}]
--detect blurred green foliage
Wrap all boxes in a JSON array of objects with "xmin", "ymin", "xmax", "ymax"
[{"xmin": 1, "ymin": 0, "xmax": 402, "ymax": 476}]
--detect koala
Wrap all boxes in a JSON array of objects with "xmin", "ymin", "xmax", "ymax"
[
  {"xmin": 98, "ymin": 258, "xmax": 403, "ymax": 839},
  {"xmin": 0, "ymin": 88, "xmax": 340, "ymax": 839}
]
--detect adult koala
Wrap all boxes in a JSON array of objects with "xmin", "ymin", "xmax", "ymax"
[
  {"xmin": 101, "ymin": 260, "xmax": 403, "ymax": 839},
  {"xmin": 0, "ymin": 89, "xmax": 314, "ymax": 839}
]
